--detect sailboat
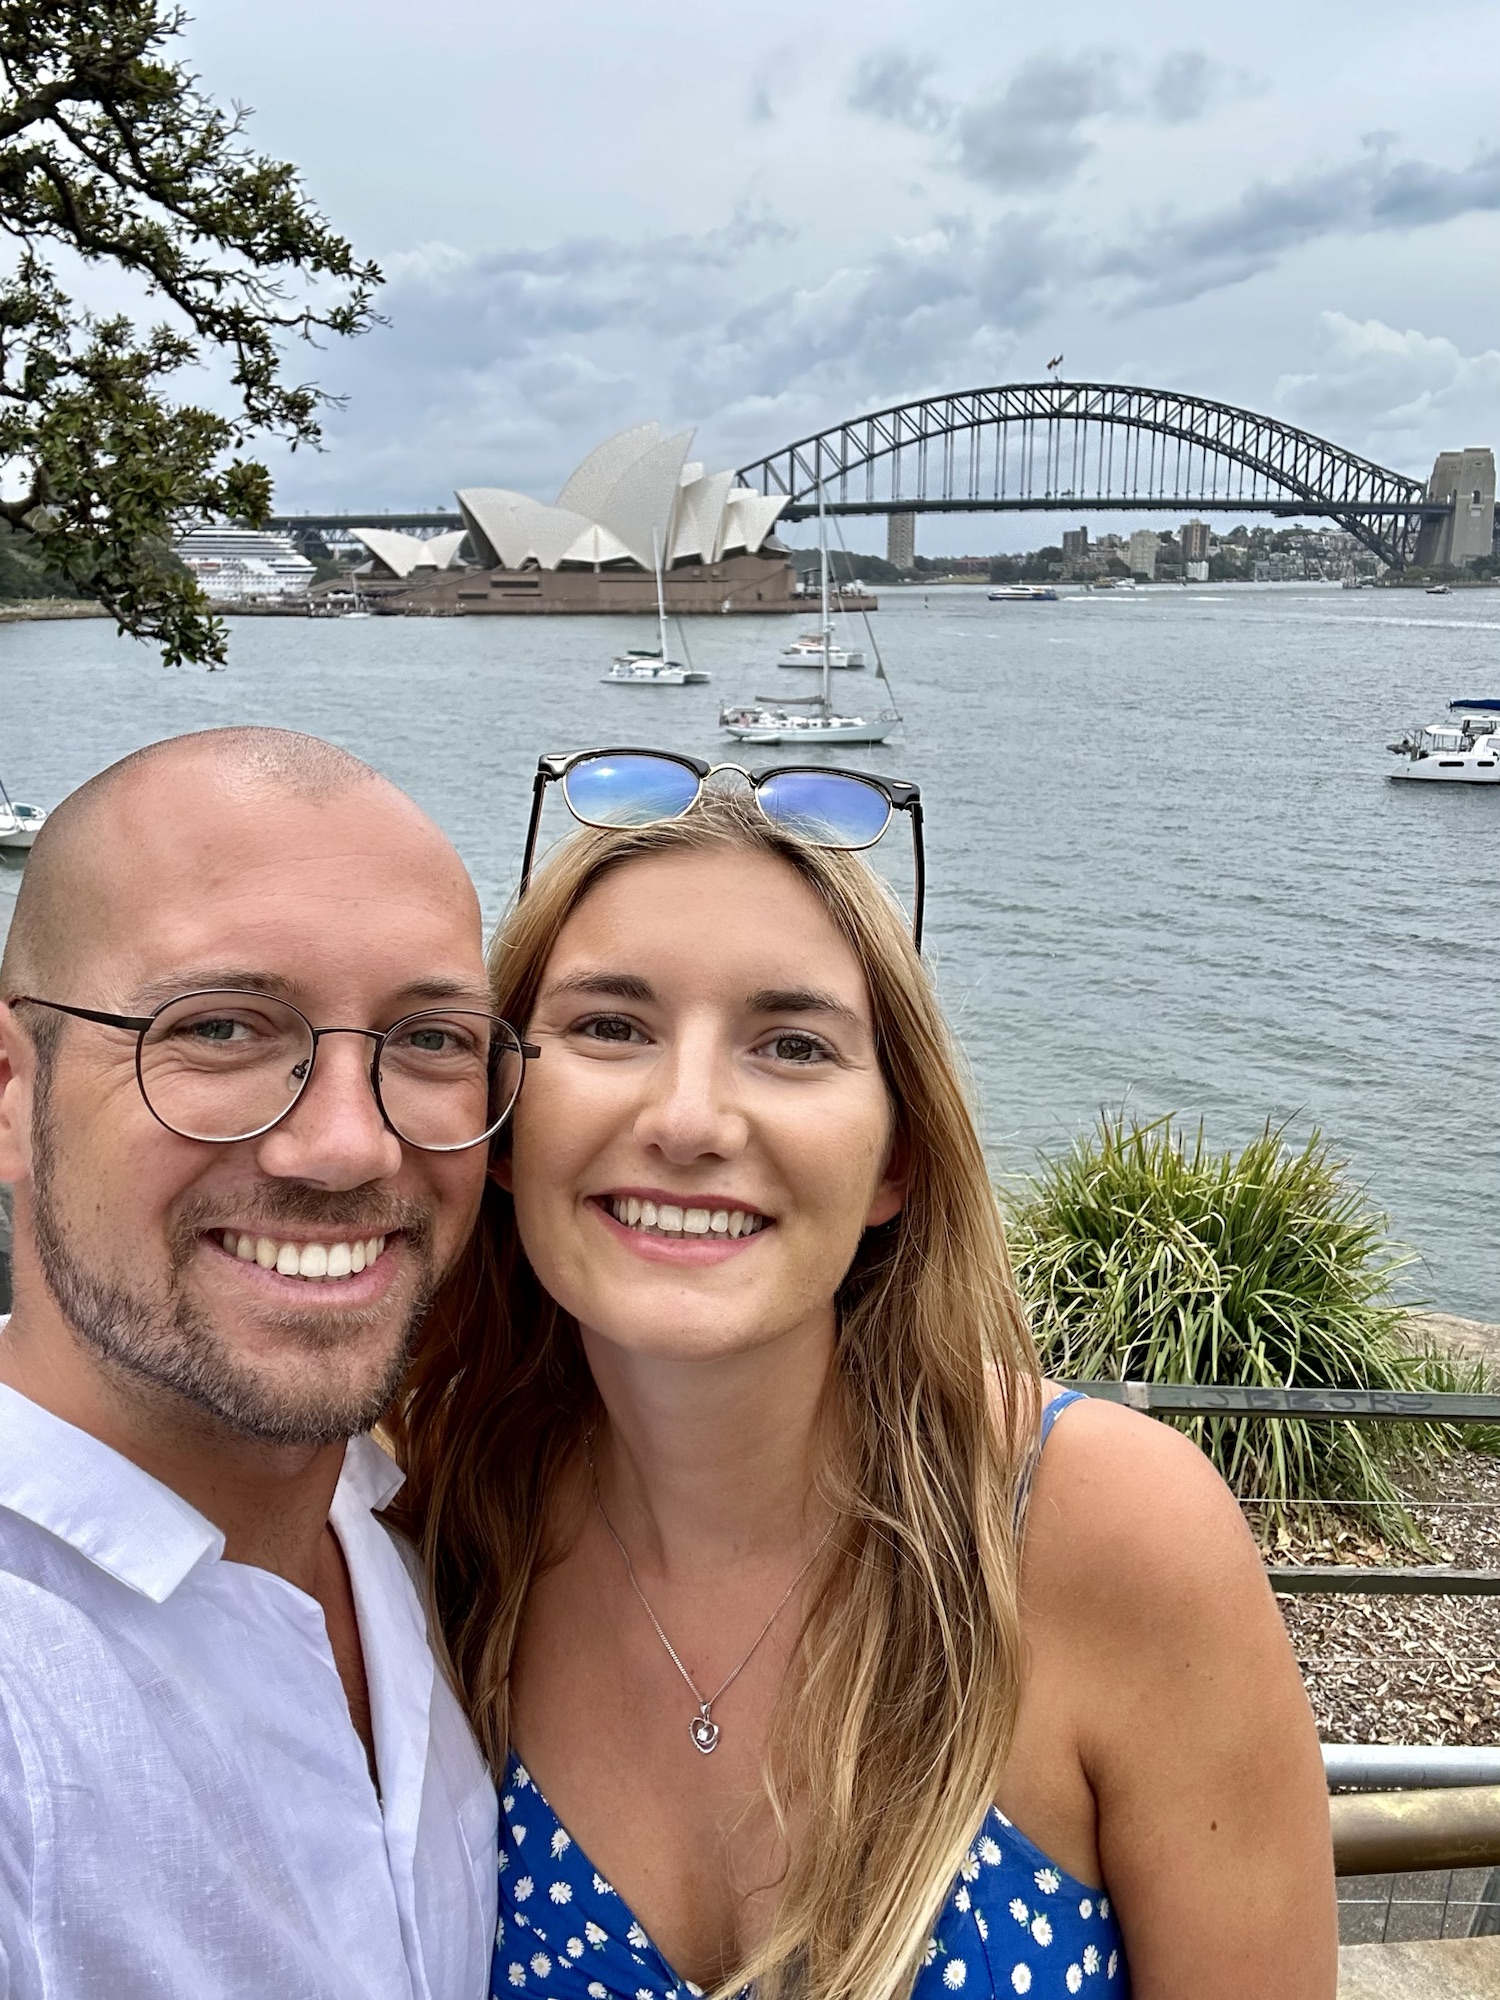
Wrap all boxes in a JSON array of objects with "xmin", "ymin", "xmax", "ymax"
[
  {"xmin": 720, "ymin": 488, "xmax": 898, "ymax": 746},
  {"xmin": 0, "ymin": 769, "xmax": 46, "ymax": 850},
  {"xmin": 603, "ymin": 529, "xmax": 710, "ymax": 685}
]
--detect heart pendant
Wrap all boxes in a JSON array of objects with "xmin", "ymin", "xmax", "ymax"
[{"xmin": 690, "ymin": 1712, "xmax": 721, "ymax": 1755}]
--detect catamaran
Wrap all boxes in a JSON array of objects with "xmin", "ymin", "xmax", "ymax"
[
  {"xmin": 603, "ymin": 529, "xmax": 709, "ymax": 686},
  {"xmin": 1388, "ymin": 700, "xmax": 1500, "ymax": 784}
]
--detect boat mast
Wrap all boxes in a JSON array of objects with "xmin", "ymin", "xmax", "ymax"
[
  {"xmin": 818, "ymin": 479, "xmax": 831, "ymax": 717},
  {"xmin": 653, "ymin": 526, "xmax": 670, "ymax": 662}
]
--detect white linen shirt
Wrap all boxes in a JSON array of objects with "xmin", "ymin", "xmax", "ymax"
[{"xmin": 0, "ymin": 1379, "xmax": 498, "ymax": 2000}]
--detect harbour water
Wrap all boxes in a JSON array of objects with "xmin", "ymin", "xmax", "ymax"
[{"xmin": 1, "ymin": 582, "xmax": 1496, "ymax": 1317}]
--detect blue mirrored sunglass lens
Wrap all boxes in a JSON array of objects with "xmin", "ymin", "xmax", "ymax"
[
  {"xmin": 562, "ymin": 755, "xmax": 700, "ymax": 828},
  {"xmin": 756, "ymin": 771, "xmax": 891, "ymax": 848}
]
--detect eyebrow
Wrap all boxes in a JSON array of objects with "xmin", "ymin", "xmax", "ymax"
[
  {"xmin": 746, "ymin": 987, "xmax": 863, "ymax": 1028},
  {"xmin": 544, "ymin": 971, "xmax": 657, "ymax": 1004},
  {"xmin": 130, "ymin": 970, "xmax": 495, "ymax": 1014}
]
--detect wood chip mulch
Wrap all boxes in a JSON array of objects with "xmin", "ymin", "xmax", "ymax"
[{"xmin": 1267, "ymin": 1453, "xmax": 1500, "ymax": 1745}]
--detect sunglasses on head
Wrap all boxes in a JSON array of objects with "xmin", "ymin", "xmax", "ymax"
[{"xmin": 520, "ymin": 749, "xmax": 926, "ymax": 947}]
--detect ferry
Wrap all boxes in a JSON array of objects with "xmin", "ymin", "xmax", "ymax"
[
  {"xmin": 987, "ymin": 583, "xmax": 1058, "ymax": 602},
  {"xmin": 1388, "ymin": 700, "xmax": 1500, "ymax": 783}
]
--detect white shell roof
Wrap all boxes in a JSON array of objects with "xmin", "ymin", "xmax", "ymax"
[
  {"xmin": 456, "ymin": 425, "xmax": 787, "ymax": 574},
  {"xmin": 352, "ymin": 527, "xmax": 466, "ymax": 578}
]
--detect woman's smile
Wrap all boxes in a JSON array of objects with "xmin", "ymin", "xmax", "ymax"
[{"xmin": 588, "ymin": 1189, "xmax": 773, "ymax": 1264}]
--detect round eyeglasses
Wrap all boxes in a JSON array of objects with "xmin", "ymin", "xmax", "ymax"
[
  {"xmin": 13, "ymin": 990, "xmax": 538, "ymax": 1150},
  {"xmin": 520, "ymin": 749, "xmax": 926, "ymax": 946}
]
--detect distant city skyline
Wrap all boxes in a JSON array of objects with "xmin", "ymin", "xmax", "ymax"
[{"xmin": 175, "ymin": 0, "xmax": 1500, "ymax": 551}]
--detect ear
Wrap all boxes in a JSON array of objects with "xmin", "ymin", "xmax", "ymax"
[
  {"xmin": 864, "ymin": 1130, "xmax": 909, "ymax": 1229},
  {"xmin": 488, "ymin": 1150, "xmax": 514, "ymax": 1193},
  {"xmin": 0, "ymin": 1003, "xmax": 34, "ymax": 1186}
]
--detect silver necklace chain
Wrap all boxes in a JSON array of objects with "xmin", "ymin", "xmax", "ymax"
[{"xmin": 587, "ymin": 1433, "xmax": 834, "ymax": 1756}]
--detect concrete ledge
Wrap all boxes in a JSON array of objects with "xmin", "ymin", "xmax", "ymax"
[{"xmin": 1340, "ymin": 1936, "xmax": 1500, "ymax": 1995}]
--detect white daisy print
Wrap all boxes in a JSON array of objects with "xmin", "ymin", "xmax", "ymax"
[
  {"xmin": 961, "ymin": 1854, "xmax": 981, "ymax": 1883},
  {"xmin": 1099, "ymin": 1898, "xmax": 1110, "ymax": 1920},
  {"xmin": 588, "ymin": 1986, "xmax": 608, "ymax": 1999},
  {"xmin": 978, "ymin": 1836, "xmax": 1003, "ymax": 1866},
  {"xmin": 1078, "ymin": 1900, "xmax": 1092, "ymax": 1921},
  {"xmin": 1067, "ymin": 1966, "xmax": 1083, "ymax": 1993},
  {"xmin": 1009, "ymin": 1898, "xmax": 1029, "ymax": 1925},
  {"xmin": 507, "ymin": 1965, "xmax": 524, "ymax": 1988},
  {"xmin": 1030, "ymin": 1914, "xmax": 1053, "ymax": 1947},
  {"xmin": 513, "ymin": 1877, "xmax": 533, "ymax": 1902},
  {"xmin": 1083, "ymin": 1945, "xmax": 1100, "ymax": 1974},
  {"xmin": 1011, "ymin": 1966, "xmax": 1032, "ymax": 1995},
  {"xmin": 549, "ymin": 1881, "xmax": 572, "ymax": 1904},
  {"xmin": 943, "ymin": 1958, "xmax": 968, "ymax": 1988},
  {"xmin": 502, "ymin": 1794, "xmax": 515, "ymax": 1815},
  {"xmin": 924, "ymin": 1938, "xmax": 940, "ymax": 1966},
  {"xmin": 954, "ymin": 1885, "xmax": 971, "ymax": 1913},
  {"xmin": 1107, "ymin": 1951, "xmax": 1118, "ymax": 1978},
  {"xmin": 529, "ymin": 1953, "xmax": 551, "ymax": 1979},
  {"xmin": 551, "ymin": 1828, "xmax": 572, "ymax": 1857},
  {"xmin": 567, "ymin": 1937, "xmax": 584, "ymax": 1957},
  {"xmin": 585, "ymin": 1921, "xmax": 608, "ymax": 1946},
  {"xmin": 627, "ymin": 1921, "xmax": 650, "ymax": 1950},
  {"xmin": 593, "ymin": 1873, "xmax": 615, "ymax": 1897},
  {"xmin": 976, "ymin": 1913, "xmax": 989, "ymax": 1942},
  {"xmin": 1034, "ymin": 1868, "xmax": 1060, "ymax": 1895},
  {"xmin": 513, "ymin": 1824, "xmax": 527, "ymax": 1844}
]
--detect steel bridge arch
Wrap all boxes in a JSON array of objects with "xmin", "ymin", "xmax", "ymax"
[{"xmin": 735, "ymin": 382, "xmax": 1443, "ymax": 566}]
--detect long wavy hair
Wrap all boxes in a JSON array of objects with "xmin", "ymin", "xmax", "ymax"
[{"xmin": 391, "ymin": 794, "xmax": 1042, "ymax": 2000}]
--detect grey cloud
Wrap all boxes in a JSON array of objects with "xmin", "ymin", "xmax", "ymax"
[
  {"xmin": 850, "ymin": 45, "xmax": 1242, "ymax": 192},
  {"xmin": 848, "ymin": 51, "xmax": 949, "ymax": 134},
  {"xmin": 1097, "ymin": 142, "xmax": 1500, "ymax": 309}
]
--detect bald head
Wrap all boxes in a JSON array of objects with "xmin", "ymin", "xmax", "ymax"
[{"xmin": 1, "ymin": 728, "xmax": 465, "ymax": 1004}]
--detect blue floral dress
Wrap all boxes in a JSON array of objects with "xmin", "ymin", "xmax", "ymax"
[{"xmin": 493, "ymin": 1395, "xmax": 1128, "ymax": 1998}]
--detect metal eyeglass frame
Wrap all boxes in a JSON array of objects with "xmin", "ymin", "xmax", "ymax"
[
  {"xmin": 519, "ymin": 748, "xmax": 926, "ymax": 948},
  {"xmin": 11, "ymin": 991, "xmax": 541, "ymax": 1151}
]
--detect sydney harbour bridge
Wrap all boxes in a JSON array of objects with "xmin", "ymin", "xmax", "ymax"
[
  {"xmin": 272, "ymin": 381, "xmax": 1463, "ymax": 571},
  {"xmin": 731, "ymin": 381, "xmax": 1449, "ymax": 569}
]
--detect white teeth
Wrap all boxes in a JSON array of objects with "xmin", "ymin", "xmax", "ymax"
[
  {"xmin": 221, "ymin": 1233, "xmax": 385, "ymax": 1282},
  {"xmin": 607, "ymin": 1199, "xmax": 766, "ymax": 1240}
]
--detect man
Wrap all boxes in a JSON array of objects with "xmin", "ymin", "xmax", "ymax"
[{"xmin": 0, "ymin": 729, "xmax": 502, "ymax": 1998}]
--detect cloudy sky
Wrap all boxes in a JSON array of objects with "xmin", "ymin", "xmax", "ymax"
[{"xmin": 181, "ymin": 0, "xmax": 1500, "ymax": 547}]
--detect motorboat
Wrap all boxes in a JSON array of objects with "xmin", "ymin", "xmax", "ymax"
[
  {"xmin": 603, "ymin": 650, "xmax": 709, "ymax": 687},
  {"xmin": 1426, "ymin": 584, "xmax": 1452, "ymax": 595},
  {"xmin": 0, "ymin": 796, "xmax": 46, "ymax": 850},
  {"xmin": 604, "ymin": 528, "xmax": 707, "ymax": 685},
  {"xmin": 987, "ymin": 583, "xmax": 1058, "ymax": 602},
  {"xmin": 777, "ymin": 632, "xmax": 866, "ymax": 670},
  {"xmin": 1388, "ymin": 700, "xmax": 1500, "ymax": 783},
  {"xmin": 721, "ymin": 485, "xmax": 899, "ymax": 746}
]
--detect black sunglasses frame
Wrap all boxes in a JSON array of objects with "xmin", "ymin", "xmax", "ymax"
[
  {"xmin": 519, "ymin": 748, "xmax": 926, "ymax": 948},
  {"xmin": 12, "ymin": 991, "xmax": 540, "ymax": 1152}
]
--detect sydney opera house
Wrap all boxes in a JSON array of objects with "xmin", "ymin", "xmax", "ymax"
[{"xmin": 347, "ymin": 423, "xmax": 794, "ymax": 615}]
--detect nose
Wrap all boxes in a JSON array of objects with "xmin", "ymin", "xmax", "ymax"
[
  {"xmin": 251, "ymin": 1030, "xmax": 404, "ymax": 1188},
  {"xmin": 631, "ymin": 1021, "xmax": 748, "ymax": 1167}
]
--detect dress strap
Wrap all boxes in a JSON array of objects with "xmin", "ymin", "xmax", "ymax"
[{"xmin": 1013, "ymin": 1389, "xmax": 1089, "ymax": 1534}]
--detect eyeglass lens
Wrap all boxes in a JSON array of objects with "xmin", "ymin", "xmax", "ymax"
[
  {"xmin": 138, "ymin": 993, "xmax": 525, "ymax": 1149},
  {"xmin": 560, "ymin": 753, "xmax": 892, "ymax": 850}
]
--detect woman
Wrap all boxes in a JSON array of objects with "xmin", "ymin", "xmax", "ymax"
[{"xmin": 396, "ymin": 781, "xmax": 1336, "ymax": 2000}]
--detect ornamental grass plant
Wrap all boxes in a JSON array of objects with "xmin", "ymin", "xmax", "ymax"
[{"xmin": 1004, "ymin": 1113, "xmax": 1492, "ymax": 1544}]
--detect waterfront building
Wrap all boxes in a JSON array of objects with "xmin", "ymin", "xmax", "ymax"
[
  {"xmin": 1127, "ymin": 528, "xmax": 1160, "ymax": 579},
  {"xmin": 352, "ymin": 528, "xmax": 467, "ymax": 579},
  {"xmin": 359, "ymin": 424, "xmax": 796, "ymax": 616},
  {"xmin": 887, "ymin": 511, "xmax": 916, "ymax": 569},
  {"xmin": 174, "ymin": 526, "xmax": 315, "ymax": 602},
  {"xmin": 1180, "ymin": 519, "xmax": 1210, "ymax": 563},
  {"xmin": 1062, "ymin": 527, "xmax": 1089, "ymax": 561},
  {"xmin": 1415, "ymin": 448, "xmax": 1496, "ymax": 568}
]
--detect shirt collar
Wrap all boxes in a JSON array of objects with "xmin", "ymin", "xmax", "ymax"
[
  {"xmin": 0, "ymin": 1382, "xmax": 224, "ymax": 1602},
  {"xmin": 0, "ymin": 1386, "xmax": 406, "ymax": 1604}
]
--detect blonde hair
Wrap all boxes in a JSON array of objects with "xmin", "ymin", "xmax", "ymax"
[{"xmin": 392, "ymin": 795, "xmax": 1041, "ymax": 2000}]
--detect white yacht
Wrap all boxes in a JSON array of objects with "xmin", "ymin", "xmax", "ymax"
[
  {"xmin": 1388, "ymin": 701, "xmax": 1500, "ymax": 783},
  {"xmin": 721, "ymin": 487, "xmax": 898, "ymax": 746},
  {"xmin": 0, "ymin": 795, "xmax": 46, "ymax": 849},
  {"xmin": 777, "ymin": 632, "xmax": 866, "ymax": 670},
  {"xmin": 603, "ymin": 528, "xmax": 709, "ymax": 685},
  {"xmin": 603, "ymin": 650, "xmax": 709, "ymax": 687},
  {"xmin": 988, "ymin": 583, "xmax": 1058, "ymax": 602}
]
